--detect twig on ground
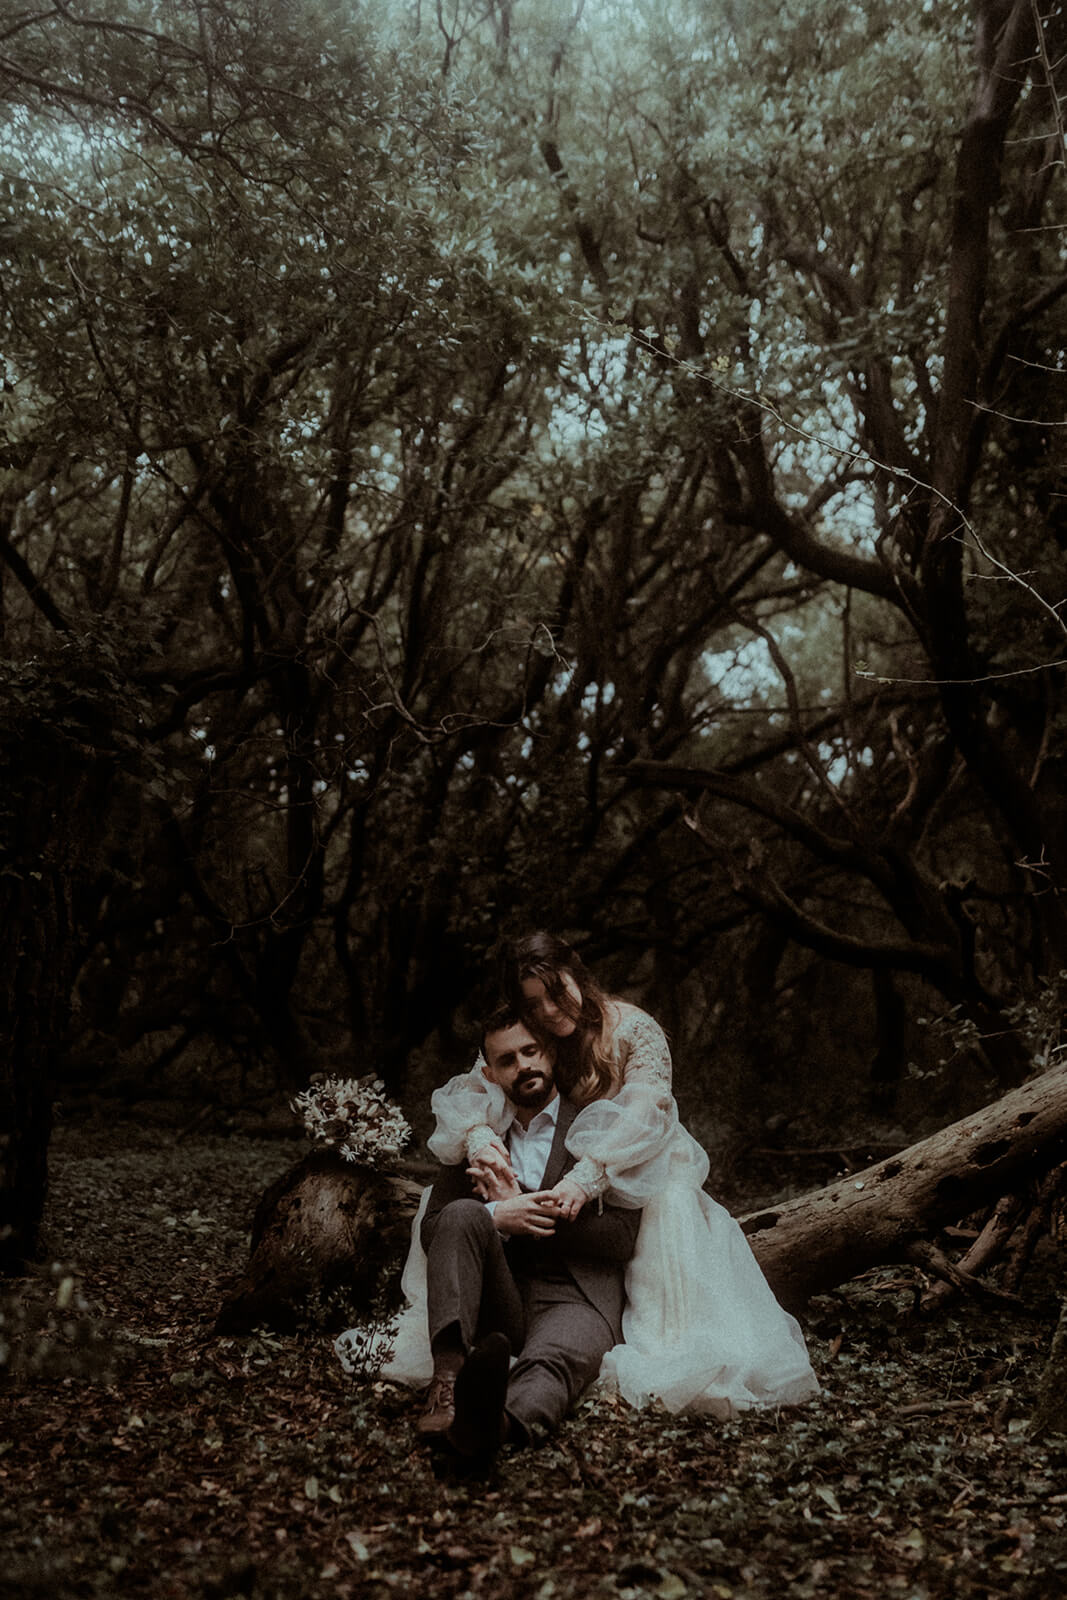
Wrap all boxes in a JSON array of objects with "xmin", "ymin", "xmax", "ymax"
[
  {"xmin": 907, "ymin": 1241, "xmax": 1024, "ymax": 1309},
  {"xmin": 897, "ymin": 1399, "xmax": 977, "ymax": 1418},
  {"xmin": 921, "ymin": 1193, "xmax": 1027, "ymax": 1310}
]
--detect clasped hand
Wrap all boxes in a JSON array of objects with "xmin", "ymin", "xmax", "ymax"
[
  {"xmin": 491, "ymin": 1190, "xmax": 560, "ymax": 1236},
  {"xmin": 466, "ymin": 1147, "xmax": 588, "ymax": 1234}
]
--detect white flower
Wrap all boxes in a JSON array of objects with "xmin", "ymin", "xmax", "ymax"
[
  {"xmin": 291, "ymin": 1075, "xmax": 410, "ymax": 1168},
  {"xmin": 334, "ymin": 1315, "xmax": 399, "ymax": 1378}
]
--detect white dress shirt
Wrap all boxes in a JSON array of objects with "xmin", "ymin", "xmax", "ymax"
[
  {"xmin": 506, "ymin": 1093, "xmax": 561, "ymax": 1190},
  {"xmin": 484, "ymin": 1093, "xmax": 560, "ymax": 1217}
]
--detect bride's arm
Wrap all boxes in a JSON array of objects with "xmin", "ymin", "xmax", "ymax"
[
  {"xmin": 426, "ymin": 1054, "xmax": 515, "ymax": 1166},
  {"xmin": 564, "ymin": 1006, "xmax": 706, "ymax": 1204}
]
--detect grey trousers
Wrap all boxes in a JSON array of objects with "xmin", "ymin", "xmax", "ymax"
[{"xmin": 424, "ymin": 1198, "xmax": 615, "ymax": 1438}]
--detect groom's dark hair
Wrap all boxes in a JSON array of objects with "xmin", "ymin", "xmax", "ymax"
[
  {"xmin": 480, "ymin": 1001, "xmax": 526, "ymax": 1056},
  {"xmin": 480, "ymin": 1003, "xmax": 559, "ymax": 1063}
]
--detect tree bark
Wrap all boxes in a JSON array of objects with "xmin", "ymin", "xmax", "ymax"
[
  {"xmin": 0, "ymin": 674, "xmax": 124, "ymax": 1273},
  {"xmin": 741, "ymin": 1067, "xmax": 1067, "ymax": 1309},
  {"xmin": 1030, "ymin": 1294, "xmax": 1067, "ymax": 1439}
]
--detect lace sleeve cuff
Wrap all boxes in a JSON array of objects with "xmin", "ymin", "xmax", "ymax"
[
  {"xmin": 464, "ymin": 1124, "xmax": 501, "ymax": 1161},
  {"xmin": 568, "ymin": 1154, "xmax": 609, "ymax": 1199}
]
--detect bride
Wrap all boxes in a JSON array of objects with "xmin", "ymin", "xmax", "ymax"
[{"xmin": 338, "ymin": 932, "xmax": 819, "ymax": 1419}]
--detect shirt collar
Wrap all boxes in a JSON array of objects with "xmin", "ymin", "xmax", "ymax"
[{"xmin": 511, "ymin": 1092, "xmax": 561, "ymax": 1136}]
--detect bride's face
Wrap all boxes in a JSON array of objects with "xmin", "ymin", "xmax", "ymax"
[{"xmin": 520, "ymin": 971, "xmax": 583, "ymax": 1039}]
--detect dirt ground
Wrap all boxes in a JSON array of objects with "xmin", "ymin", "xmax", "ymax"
[{"xmin": 1, "ymin": 1112, "xmax": 1065, "ymax": 1599}]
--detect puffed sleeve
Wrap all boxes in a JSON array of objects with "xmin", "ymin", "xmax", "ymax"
[
  {"xmin": 426, "ymin": 1054, "xmax": 516, "ymax": 1164},
  {"xmin": 564, "ymin": 1005, "xmax": 709, "ymax": 1205}
]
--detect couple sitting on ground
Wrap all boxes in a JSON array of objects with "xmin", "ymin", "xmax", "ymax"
[
  {"xmin": 337, "ymin": 932, "xmax": 820, "ymax": 1461},
  {"xmin": 416, "ymin": 1001, "xmax": 640, "ymax": 1456}
]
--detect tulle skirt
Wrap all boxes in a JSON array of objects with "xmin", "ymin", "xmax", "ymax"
[
  {"xmin": 599, "ymin": 1185, "xmax": 818, "ymax": 1417},
  {"xmin": 355, "ymin": 1187, "xmax": 434, "ymax": 1388},
  {"xmin": 336, "ymin": 1183, "xmax": 819, "ymax": 1418}
]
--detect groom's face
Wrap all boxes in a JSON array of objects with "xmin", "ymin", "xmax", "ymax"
[{"xmin": 483, "ymin": 1022, "xmax": 557, "ymax": 1113}]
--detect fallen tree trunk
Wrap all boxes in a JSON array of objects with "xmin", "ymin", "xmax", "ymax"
[
  {"xmin": 218, "ymin": 1068, "xmax": 1067, "ymax": 1332},
  {"xmin": 740, "ymin": 1066, "xmax": 1067, "ymax": 1308}
]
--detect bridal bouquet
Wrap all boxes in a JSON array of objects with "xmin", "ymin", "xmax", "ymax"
[{"xmin": 291, "ymin": 1075, "xmax": 411, "ymax": 1168}]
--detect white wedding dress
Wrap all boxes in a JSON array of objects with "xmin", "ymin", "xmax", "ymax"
[{"xmin": 336, "ymin": 1002, "xmax": 819, "ymax": 1418}]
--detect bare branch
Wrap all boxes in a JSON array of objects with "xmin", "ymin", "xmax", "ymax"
[{"xmin": 0, "ymin": 518, "xmax": 71, "ymax": 633}]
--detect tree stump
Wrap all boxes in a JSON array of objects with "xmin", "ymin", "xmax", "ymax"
[{"xmin": 215, "ymin": 1151, "xmax": 423, "ymax": 1334}]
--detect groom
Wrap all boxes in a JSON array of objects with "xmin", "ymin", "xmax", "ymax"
[{"xmin": 416, "ymin": 1004, "xmax": 640, "ymax": 1458}]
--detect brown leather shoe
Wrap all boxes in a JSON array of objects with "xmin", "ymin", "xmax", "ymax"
[{"xmin": 415, "ymin": 1374, "xmax": 456, "ymax": 1438}]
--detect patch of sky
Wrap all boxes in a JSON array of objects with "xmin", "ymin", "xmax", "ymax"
[
  {"xmin": 339, "ymin": 433, "xmax": 401, "ymax": 497},
  {"xmin": 702, "ymin": 636, "xmax": 776, "ymax": 703},
  {"xmin": 280, "ymin": 416, "xmax": 322, "ymax": 446},
  {"xmin": 821, "ymin": 741, "xmax": 873, "ymax": 787},
  {"xmin": 581, "ymin": 681, "xmax": 615, "ymax": 714},
  {"xmin": 546, "ymin": 334, "xmax": 631, "ymax": 449},
  {"xmin": 551, "ymin": 660, "xmax": 576, "ymax": 698}
]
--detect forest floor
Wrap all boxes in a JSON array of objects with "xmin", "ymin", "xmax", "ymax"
[{"xmin": 1, "ymin": 1111, "xmax": 1065, "ymax": 1600}]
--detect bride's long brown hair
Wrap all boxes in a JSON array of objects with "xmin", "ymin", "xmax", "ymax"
[{"xmin": 500, "ymin": 932, "xmax": 617, "ymax": 1106}]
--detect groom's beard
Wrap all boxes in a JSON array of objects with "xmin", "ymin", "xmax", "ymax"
[{"xmin": 507, "ymin": 1070, "xmax": 555, "ymax": 1113}]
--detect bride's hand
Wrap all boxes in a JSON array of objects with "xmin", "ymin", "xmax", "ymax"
[
  {"xmin": 470, "ymin": 1135, "xmax": 512, "ymax": 1181},
  {"xmin": 543, "ymin": 1175, "xmax": 588, "ymax": 1222},
  {"xmin": 467, "ymin": 1136, "xmax": 516, "ymax": 1199},
  {"xmin": 468, "ymin": 1159, "xmax": 520, "ymax": 1202}
]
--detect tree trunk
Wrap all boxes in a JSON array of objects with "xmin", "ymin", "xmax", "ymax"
[
  {"xmin": 741, "ymin": 1066, "xmax": 1067, "ymax": 1309},
  {"xmin": 0, "ymin": 861, "xmax": 57, "ymax": 1271},
  {"xmin": 0, "ymin": 676, "xmax": 124, "ymax": 1273},
  {"xmin": 1030, "ymin": 1294, "xmax": 1067, "ymax": 1439}
]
